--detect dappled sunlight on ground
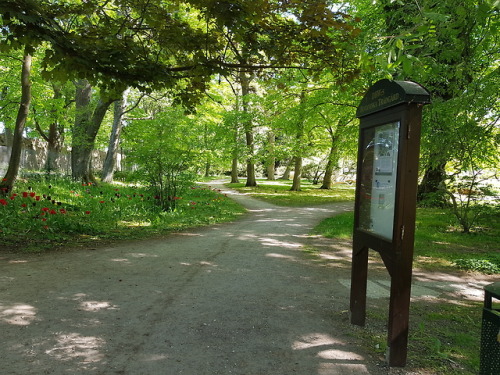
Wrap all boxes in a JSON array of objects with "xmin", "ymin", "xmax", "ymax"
[
  {"xmin": 292, "ymin": 333, "xmax": 372, "ymax": 374},
  {"xmin": 297, "ymin": 232, "xmax": 493, "ymax": 305},
  {"xmin": 45, "ymin": 332, "xmax": 106, "ymax": 364},
  {"xmin": 110, "ymin": 257, "xmax": 132, "ymax": 263},
  {"xmin": 79, "ymin": 300, "xmax": 119, "ymax": 312},
  {"xmin": 317, "ymin": 348, "xmax": 365, "ymax": 360},
  {"xmin": 260, "ymin": 237, "xmax": 303, "ymax": 249},
  {"xmin": 176, "ymin": 232, "xmax": 204, "ymax": 237},
  {"xmin": 140, "ymin": 353, "xmax": 169, "ymax": 362},
  {"xmin": 6, "ymin": 186, "xmax": 490, "ymax": 374},
  {"xmin": 127, "ymin": 252, "xmax": 159, "ymax": 258},
  {"xmin": 253, "ymin": 217, "xmax": 297, "ymax": 223},
  {"xmin": 0, "ymin": 302, "xmax": 37, "ymax": 326},
  {"xmin": 266, "ymin": 252, "xmax": 299, "ymax": 261},
  {"xmin": 292, "ymin": 333, "xmax": 344, "ymax": 349},
  {"xmin": 336, "ymin": 277, "xmax": 489, "ymax": 302}
]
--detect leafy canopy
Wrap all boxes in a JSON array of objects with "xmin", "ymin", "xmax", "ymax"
[{"xmin": 0, "ymin": 0, "xmax": 361, "ymax": 97}]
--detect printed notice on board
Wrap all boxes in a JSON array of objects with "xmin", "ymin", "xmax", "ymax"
[{"xmin": 358, "ymin": 121, "xmax": 400, "ymax": 240}]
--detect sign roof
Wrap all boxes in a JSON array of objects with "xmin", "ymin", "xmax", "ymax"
[{"xmin": 356, "ymin": 79, "xmax": 431, "ymax": 118}]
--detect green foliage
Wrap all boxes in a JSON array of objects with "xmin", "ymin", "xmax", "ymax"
[
  {"xmin": 444, "ymin": 174, "xmax": 500, "ymax": 233},
  {"xmin": 0, "ymin": 49, "xmax": 25, "ymax": 128},
  {"xmin": 0, "ymin": 0, "xmax": 360, "ymax": 94},
  {"xmin": 453, "ymin": 258, "xmax": 500, "ymax": 274},
  {"xmin": 352, "ymin": 0, "xmax": 500, "ymax": 208},
  {"xmin": 312, "ymin": 207, "xmax": 500, "ymax": 274},
  {"xmin": 124, "ymin": 106, "xmax": 200, "ymax": 211},
  {"xmin": 0, "ymin": 175, "xmax": 245, "ymax": 252}
]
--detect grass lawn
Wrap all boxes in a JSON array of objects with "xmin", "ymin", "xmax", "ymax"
[
  {"xmin": 227, "ymin": 179, "xmax": 355, "ymax": 205},
  {"xmin": 313, "ymin": 209, "xmax": 500, "ymax": 274}
]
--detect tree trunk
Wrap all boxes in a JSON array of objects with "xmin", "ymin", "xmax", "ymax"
[
  {"xmin": 1, "ymin": 49, "xmax": 32, "ymax": 195},
  {"xmin": 245, "ymin": 130, "xmax": 257, "ymax": 186},
  {"xmin": 204, "ymin": 160, "xmax": 211, "ymax": 178},
  {"xmin": 321, "ymin": 151, "xmax": 336, "ymax": 190},
  {"xmin": 417, "ymin": 161, "xmax": 448, "ymax": 205},
  {"xmin": 4, "ymin": 127, "xmax": 13, "ymax": 156},
  {"xmin": 290, "ymin": 91, "xmax": 306, "ymax": 192},
  {"xmin": 45, "ymin": 122, "xmax": 64, "ymax": 172},
  {"xmin": 240, "ymin": 70, "xmax": 257, "ymax": 187},
  {"xmin": 290, "ymin": 156, "xmax": 302, "ymax": 191},
  {"xmin": 71, "ymin": 79, "xmax": 114, "ymax": 183},
  {"xmin": 266, "ymin": 131, "xmax": 275, "ymax": 180},
  {"xmin": 280, "ymin": 159, "xmax": 293, "ymax": 180},
  {"xmin": 38, "ymin": 84, "xmax": 66, "ymax": 173},
  {"xmin": 321, "ymin": 134, "xmax": 339, "ymax": 189},
  {"xmin": 102, "ymin": 90, "xmax": 128, "ymax": 183},
  {"xmin": 230, "ymin": 96, "xmax": 240, "ymax": 184},
  {"xmin": 230, "ymin": 156, "xmax": 239, "ymax": 183}
]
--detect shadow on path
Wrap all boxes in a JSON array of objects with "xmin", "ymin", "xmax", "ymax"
[{"xmin": 2, "ymin": 182, "xmax": 483, "ymax": 374}]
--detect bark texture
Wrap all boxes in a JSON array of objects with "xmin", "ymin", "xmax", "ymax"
[
  {"xmin": 102, "ymin": 91, "xmax": 128, "ymax": 183},
  {"xmin": 1, "ymin": 49, "xmax": 32, "ymax": 194},
  {"xmin": 240, "ymin": 70, "xmax": 257, "ymax": 187},
  {"xmin": 71, "ymin": 79, "xmax": 114, "ymax": 183}
]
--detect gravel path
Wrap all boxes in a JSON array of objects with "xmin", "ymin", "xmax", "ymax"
[{"xmin": 0, "ymin": 183, "xmax": 491, "ymax": 374}]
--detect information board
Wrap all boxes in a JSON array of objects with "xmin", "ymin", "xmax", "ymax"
[
  {"xmin": 351, "ymin": 79, "xmax": 430, "ymax": 367},
  {"xmin": 358, "ymin": 121, "xmax": 400, "ymax": 240}
]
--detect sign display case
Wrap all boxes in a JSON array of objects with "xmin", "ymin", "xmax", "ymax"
[
  {"xmin": 350, "ymin": 79, "xmax": 430, "ymax": 367},
  {"xmin": 358, "ymin": 121, "xmax": 400, "ymax": 240}
]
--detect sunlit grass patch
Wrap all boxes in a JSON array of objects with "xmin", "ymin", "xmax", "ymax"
[
  {"xmin": 312, "ymin": 207, "xmax": 499, "ymax": 274},
  {"xmin": 227, "ymin": 179, "xmax": 355, "ymax": 206},
  {"xmin": 312, "ymin": 211, "xmax": 354, "ymax": 239}
]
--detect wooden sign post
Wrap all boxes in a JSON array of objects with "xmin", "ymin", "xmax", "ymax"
[{"xmin": 350, "ymin": 79, "xmax": 430, "ymax": 367}]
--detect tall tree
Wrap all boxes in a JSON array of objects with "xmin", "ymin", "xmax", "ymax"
[
  {"xmin": 265, "ymin": 130, "xmax": 276, "ymax": 180},
  {"xmin": 353, "ymin": 0, "xmax": 499, "ymax": 203},
  {"xmin": 290, "ymin": 90, "xmax": 307, "ymax": 191},
  {"xmin": 0, "ymin": 47, "xmax": 32, "ymax": 194},
  {"xmin": 32, "ymin": 82, "xmax": 74, "ymax": 173},
  {"xmin": 239, "ymin": 70, "xmax": 258, "ymax": 186},
  {"xmin": 2, "ymin": 0, "xmax": 360, "ymax": 190},
  {"xmin": 71, "ymin": 79, "xmax": 116, "ymax": 183},
  {"xmin": 101, "ymin": 89, "xmax": 135, "ymax": 183}
]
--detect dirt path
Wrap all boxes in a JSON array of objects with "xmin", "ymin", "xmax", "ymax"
[{"xmin": 0, "ymin": 184, "xmax": 492, "ymax": 374}]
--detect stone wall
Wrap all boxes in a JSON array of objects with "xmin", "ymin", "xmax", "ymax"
[{"xmin": 0, "ymin": 136, "xmax": 117, "ymax": 176}]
